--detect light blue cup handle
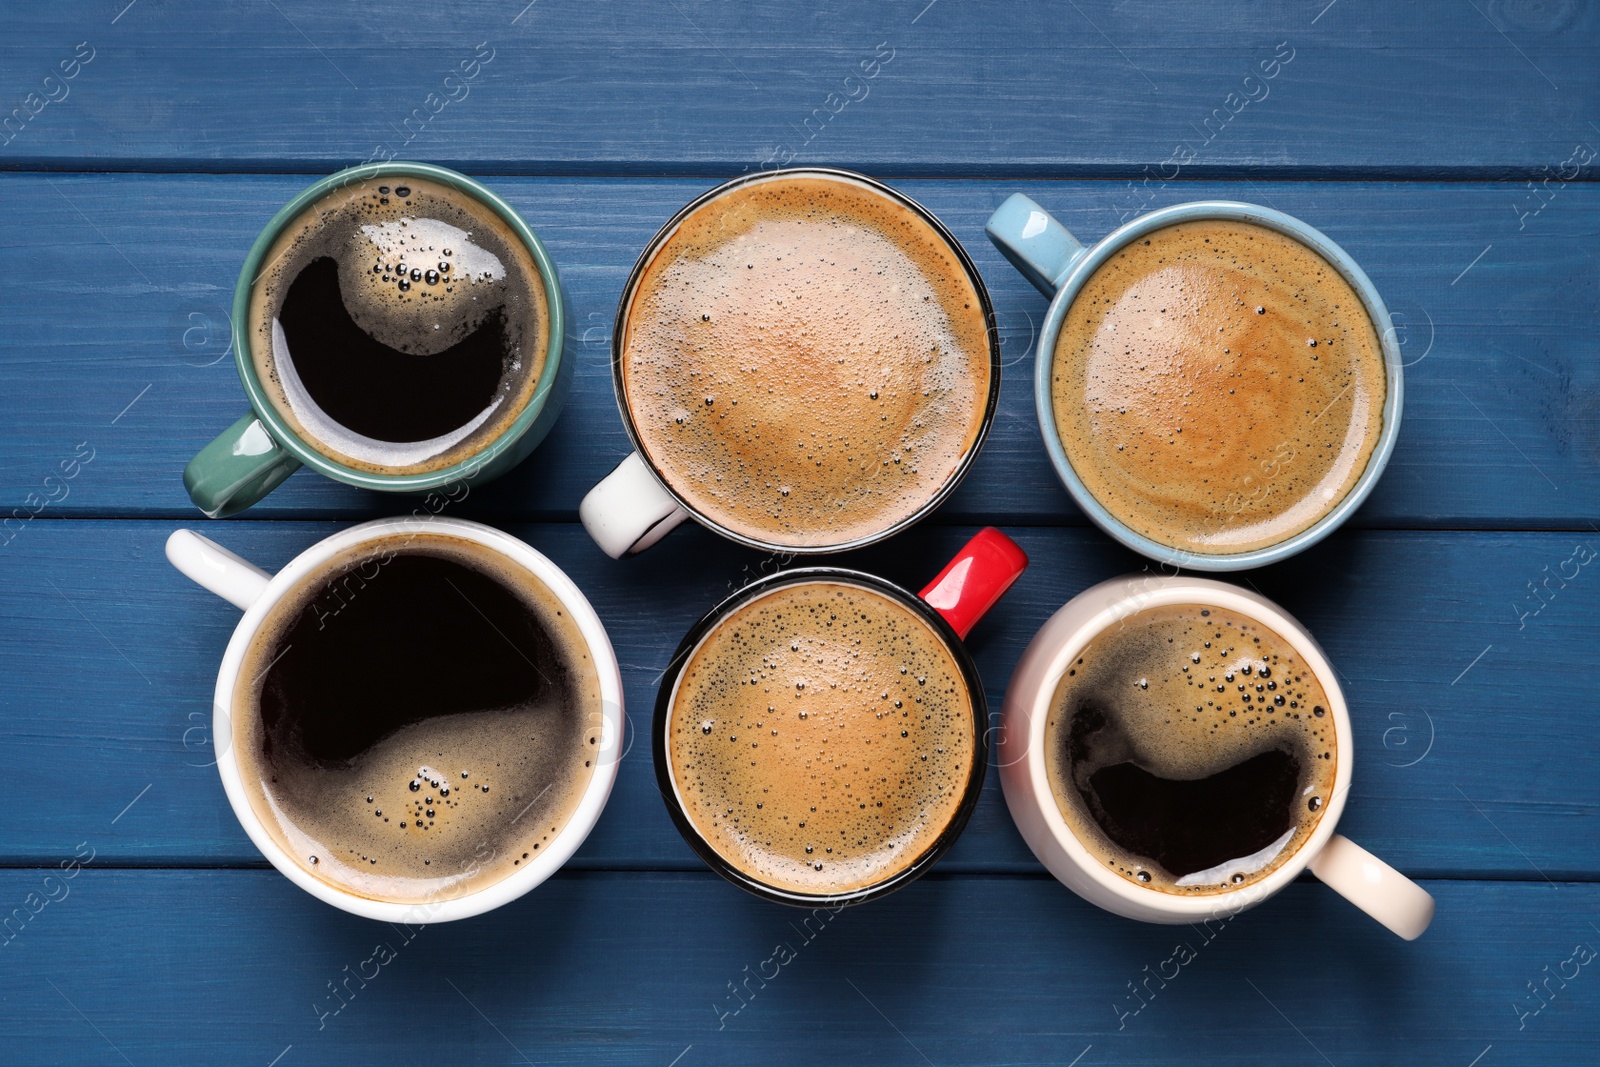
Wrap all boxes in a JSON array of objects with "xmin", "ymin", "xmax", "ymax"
[
  {"xmin": 984, "ymin": 193, "xmax": 1089, "ymax": 297},
  {"xmin": 982, "ymin": 193, "xmax": 1405, "ymax": 572}
]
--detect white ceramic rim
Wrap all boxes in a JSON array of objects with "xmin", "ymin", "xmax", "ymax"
[
  {"xmin": 1020, "ymin": 576, "xmax": 1353, "ymax": 917},
  {"xmin": 210, "ymin": 516, "xmax": 625, "ymax": 923}
]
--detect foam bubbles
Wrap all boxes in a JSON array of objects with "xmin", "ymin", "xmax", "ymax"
[
  {"xmin": 667, "ymin": 581, "xmax": 975, "ymax": 896},
  {"xmin": 1044, "ymin": 603, "xmax": 1337, "ymax": 895},
  {"xmin": 621, "ymin": 174, "xmax": 992, "ymax": 548},
  {"xmin": 247, "ymin": 176, "xmax": 549, "ymax": 476},
  {"xmin": 231, "ymin": 533, "xmax": 604, "ymax": 905},
  {"xmin": 1051, "ymin": 219, "xmax": 1387, "ymax": 555},
  {"xmin": 342, "ymin": 217, "xmax": 508, "ymax": 356}
]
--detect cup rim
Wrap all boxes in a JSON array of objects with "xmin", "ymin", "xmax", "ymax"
[
  {"xmin": 1014, "ymin": 575, "xmax": 1353, "ymax": 917},
  {"xmin": 230, "ymin": 162, "xmax": 567, "ymax": 492},
  {"xmin": 1032, "ymin": 200, "xmax": 1405, "ymax": 571},
  {"xmin": 210, "ymin": 516, "xmax": 624, "ymax": 923},
  {"xmin": 651, "ymin": 565, "xmax": 990, "ymax": 907},
  {"xmin": 608, "ymin": 167, "xmax": 1003, "ymax": 555}
]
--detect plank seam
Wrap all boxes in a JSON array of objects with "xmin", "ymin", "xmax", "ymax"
[{"xmin": 2, "ymin": 165, "xmax": 1598, "ymax": 183}]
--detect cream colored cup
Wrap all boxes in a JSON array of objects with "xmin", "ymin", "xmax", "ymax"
[{"xmin": 999, "ymin": 575, "xmax": 1434, "ymax": 939}]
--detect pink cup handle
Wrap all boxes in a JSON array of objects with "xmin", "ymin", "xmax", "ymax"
[{"xmin": 919, "ymin": 528, "xmax": 1029, "ymax": 639}]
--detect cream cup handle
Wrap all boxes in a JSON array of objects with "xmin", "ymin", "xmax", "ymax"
[
  {"xmin": 1306, "ymin": 833, "xmax": 1435, "ymax": 940},
  {"xmin": 579, "ymin": 451, "xmax": 690, "ymax": 559},
  {"xmin": 166, "ymin": 528, "xmax": 272, "ymax": 611}
]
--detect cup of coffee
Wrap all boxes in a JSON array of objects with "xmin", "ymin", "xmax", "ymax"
[
  {"xmin": 654, "ymin": 529, "xmax": 1028, "ymax": 905},
  {"xmin": 985, "ymin": 197, "xmax": 1403, "ymax": 570},
  {"xmin": 580, "ymin": 169, "xmax": 1000, "ymax": 558},
  {"xmin": 165, "ymin": 517, "xmax": 623, "ymax": 922},
  {"xmin": 184, "ymin": 162, "xmax": 571, "ymax": 517},
  {"xmin": 999, "ymin": 575, "xmax": 1434, "ymax": 939}
]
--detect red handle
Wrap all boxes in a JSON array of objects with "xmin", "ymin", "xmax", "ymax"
[{"xmin": 918, "ymin": 528, "xmax": 1029, "ymax": 640}]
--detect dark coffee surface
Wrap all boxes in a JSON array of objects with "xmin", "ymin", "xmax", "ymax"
[
  {"xmin": 1045, "ymin": 603, "xmax": 1336, "ymax": 894},
  {"xmin": 233, "ymin": 533, "xmax": 602, "ymax": 904},
  {"xmin": 249, "ymin": 175, "xmax": 549, "ymax": 475},
  {"xmin": 274, "ymin": 258, "xmax": 510, "ymax": 443},
  {"xmin": 667, "ymin": 580, "xmax": 975, "ymax": 896},
  {"xmin": 621, "ymin": 174, "xmax": 991, "ymax": 548},
  {"xmin": 1051, "ymin": 219, "xmax": 1387, "ymax": 555}
]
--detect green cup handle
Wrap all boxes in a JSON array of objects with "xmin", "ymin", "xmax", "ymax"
[{"xmin": 184, "ymin": 414, "xmax": 302, "ymax": 518}]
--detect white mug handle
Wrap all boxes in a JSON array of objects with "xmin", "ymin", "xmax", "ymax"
[
  {"xmin": 579, "ymin": 451, "xmax": 690, "ymax": 559},
  {"xmin": 1307, "ymin": 833, "xmax": 1435, "ymax": 940},
  {"xmin": 166, "ymin": 529, "xmax": 273, "ymax": 611}
]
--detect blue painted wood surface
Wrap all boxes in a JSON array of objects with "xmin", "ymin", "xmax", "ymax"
[
  {"xmin": 2, "ymin": 175, "xmax": 1596, "ymax": 526},
  {"xmin": 1, "ymin": 2, "xmax": 1595, "ymax": 176},
  {"xmin": 0, "ymin": 2, "xmax": 1596, "ymax": 1064},
  {"xmin": 1, "ymin": 872, "xmax": 1594, "ymax": 1065},
  {"xmin": 3, "ymin": 521, "xmax": 1597, "ymax": 881}
]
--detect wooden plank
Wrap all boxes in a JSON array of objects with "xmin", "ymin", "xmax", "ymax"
[
  {"xmin": 0, "ymin": 174, "xmax": 1596, "ymax": 527},
  {"xmin": 0, "ymin": 870, "xmax": 1593, "ymax": 1064},
  {"xmin": 0, "ymin": 2, "xmax": 1594, "ymax": 176},
  {"xmin": 2, "ymin": 520, "xmax": 1595, "ymax": 877}
]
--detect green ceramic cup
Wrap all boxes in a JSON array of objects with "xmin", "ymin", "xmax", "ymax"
[{"xmin": 184, "ymin": 162, "xmax": 571, "ymax": 517}]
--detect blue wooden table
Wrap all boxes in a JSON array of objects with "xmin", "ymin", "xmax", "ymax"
[{"xmin": 2, "ymin": 2, "xmax": 1597, "ymax": 1063}]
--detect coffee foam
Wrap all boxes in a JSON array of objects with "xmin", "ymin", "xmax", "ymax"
[
  {"xmin": 667, "ymin": 580, "xmax": 975, "ymax": 896},
  {"xmin": 232, "ymin": 533, "xmax": 602, "ymax": 905},
  {"xmin": 621, "ymin": 174, "xmax": 992, "ymax": 548},
  {"xmin": 1050, "ymin": 219, "xmax": 1387, "ymax": 555},
  {"xmin": 343, "ymin": 216, "xmax": 508, "ymax": 355},
  {"xmin": 1044, "ymin": 603, "xmax": 1337, "ymax": 894},
  {"xmin": 249, "ymin": 176, "xmax": 549, "ymax": 475}
]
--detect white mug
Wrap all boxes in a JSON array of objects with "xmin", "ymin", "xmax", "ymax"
[
  {"xmin": 999, "ymin": 575, "xmax": 1434, "ymax": 940},
  {"xmin": 577, "ymin": 168, "xmax": 1002, "ymax": 560},
  {"xmin": 166, "ymin": 516, "xmax": 625, "ymax": 923}
]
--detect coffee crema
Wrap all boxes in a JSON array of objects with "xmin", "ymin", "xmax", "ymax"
[
  {"xmin": 667, "ymin": 581, "xmax": 976, "ymax": 896},
  {"xmin": 1050, "ymin": 219, "xmax": 1387, "ymax": 555},
  {"xmin": 1044, "ymin": 603, "xmax": 1336, "ymax": 894},
  {"xmin": 250, "ymin": 175, "xmax": 550, "ymax": 476},
  {"xmin": 232, "ymin": 533, "xmax": 602, "ymax": 904},
  {"xmin": 621, "ymin": 174, "xmax": 992, "ymax": 549}
]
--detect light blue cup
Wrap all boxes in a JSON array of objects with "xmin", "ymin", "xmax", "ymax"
[{"xmin": 985, "ymin": 196, "xmax": 1404, "ymax": 572}]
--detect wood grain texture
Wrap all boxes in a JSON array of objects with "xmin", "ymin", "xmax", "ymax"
[
  {"xmin": 1, "ymin": 4, "xmax": 1595, "ymax": 1061},
  {"xmin": 0, "ymin": 175, "xmax": 1596, "ymax": 526},
  {"xmin": 0, "ymin": 870, "xmax": 1594, "ymax": 1065},
  {"xmin": 2, "ymin": 520, "xmax": 1594, "ymax": 876},
  {"xmin": 0, "ymin": 1, "xmax": 1595, "ymax": 176}
]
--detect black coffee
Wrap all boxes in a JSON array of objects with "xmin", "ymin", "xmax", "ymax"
[
  {"xmin": 232, "ymin": 533, "xmax": 602, "ymax": 904},
  {"xmin": 249, "ymin": 175, "xmax": 550, "ymax": 475},
  {"xmin": 275, "ymin": 257, "xmax": 511, "ymax": 442},
  {"xmin": 1044, "ymin": 603, "xmax": 1336, "ymax": 894}
]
